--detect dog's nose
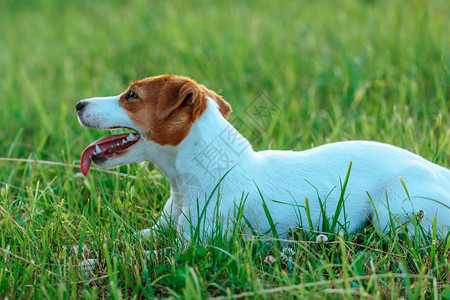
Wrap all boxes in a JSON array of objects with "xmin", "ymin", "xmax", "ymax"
[{"xmin": 76, "ymin": 101, "xmax": 87, "ymax": 112}]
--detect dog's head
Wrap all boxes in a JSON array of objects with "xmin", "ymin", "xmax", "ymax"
[{"xmin": 76, "ymin": 74, "xmax": 232, "ymax": 176}]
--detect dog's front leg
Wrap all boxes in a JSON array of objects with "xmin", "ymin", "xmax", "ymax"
[
  {"xmin": 139, "ymin": 196, "xmax": 181, "ymax": 238},
  {"xmin": 176, "ymin": 205, "xmax": 222, "ymax": 245}
]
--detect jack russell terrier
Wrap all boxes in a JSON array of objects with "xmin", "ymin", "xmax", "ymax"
[{"xmin": 76, "ymin": 74, "xmax": 450, "ymax": 240}]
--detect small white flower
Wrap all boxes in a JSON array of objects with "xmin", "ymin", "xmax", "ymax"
[
  {"xmin": 264, "ymin": 255, "xmax": 276, "ymax": 265},
  {"xmin": 282, "ymin": 247, "xmax": 295, "ymax": 256},
  {"xmin": 280, "ymin": 247, "xmax": 296, "ymax": 261},
  {"xmin": 315, "ymin": 234, "xmax": 328, "ymax": 243}
]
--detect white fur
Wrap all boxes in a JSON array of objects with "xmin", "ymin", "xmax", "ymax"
[
  {"xmin": 77, "ymin": 95, "xmax": 135, "ymax": 129},
  {"xmin": 79, "ymin": 96, "xmax": 450, "ymax": 239}
]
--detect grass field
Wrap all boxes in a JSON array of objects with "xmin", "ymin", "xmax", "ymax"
[{"xmin": 0, "ymin": 0, "xmax": 449, "ymax": 298}]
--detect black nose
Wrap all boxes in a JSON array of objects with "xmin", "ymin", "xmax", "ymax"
[{"xmin": 76, "ymin": 101, "xmax": 87, "ymax": 112}]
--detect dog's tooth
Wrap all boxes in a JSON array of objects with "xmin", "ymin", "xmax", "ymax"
[
  {"xmin": 117, "ymin": 143, "xmax": 120, "ymax": 146},
  {"xmin": 127, "ymin": 133, "xmax": 135, "ymax": 141},
  {"xmin": 122, "ymin": 139, "xmax": 127, "ymax": 144},
  {"xmin": 95, "ymin": 145, "xmax": 101, "ymax": 153}
]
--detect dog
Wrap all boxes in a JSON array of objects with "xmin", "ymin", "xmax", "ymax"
[{"xmin": 76, "ymin": 74, "xmax": 450, "ymax": 241}]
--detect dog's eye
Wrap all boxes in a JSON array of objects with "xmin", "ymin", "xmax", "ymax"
[{"xmin": 126, "ymin": 91, "xmax": 138, "ymax": 100}]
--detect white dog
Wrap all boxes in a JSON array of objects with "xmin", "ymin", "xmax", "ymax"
[{"xmin": 76, "ymin": 74, "xmax": 450, "ymax": 240}]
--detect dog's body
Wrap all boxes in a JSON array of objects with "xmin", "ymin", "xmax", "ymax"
[{"xmin": 77, "ymin": 75, "xmax": 450, "ymax": 240}]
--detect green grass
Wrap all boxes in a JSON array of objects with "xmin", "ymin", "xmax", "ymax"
[{"xmin": 0, "ymin": 0, "xmax": 449, "ymax": 298}]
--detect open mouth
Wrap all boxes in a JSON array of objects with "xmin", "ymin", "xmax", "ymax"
[{"xmin": 80, "ymin": 129, "xmax": 140, "ymax": 176}]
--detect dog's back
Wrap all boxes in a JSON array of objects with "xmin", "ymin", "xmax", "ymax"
[{"xmin": 240, "ymin": 141, "xmax": 450, "ymax": 236}]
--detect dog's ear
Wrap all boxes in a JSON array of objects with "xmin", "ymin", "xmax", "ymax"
[
  {"xmin": 156, "ymin": 79, "xmax": 202, "ymax": 121},
  {"xmin": 199, "ymin": 85, "xmax": 232, "ymax": 119}
]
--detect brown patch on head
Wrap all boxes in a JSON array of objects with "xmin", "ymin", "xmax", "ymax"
[{"xmin": 119, "ymin": 75, "xmax": 232, "ymax": 146}]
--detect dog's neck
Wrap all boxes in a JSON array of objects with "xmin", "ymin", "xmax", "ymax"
[{"xmin": 149, "ymin": 98, "xmax": 255, "ymax": 200}]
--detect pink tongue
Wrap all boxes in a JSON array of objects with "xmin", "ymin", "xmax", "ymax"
[
  {"xmin": 80, "ymin": 133, "xmax": 131, "ymax": 176},
  {"xmin": 80, "ymin": 145, "xmax": 95, "ymax": 176}
]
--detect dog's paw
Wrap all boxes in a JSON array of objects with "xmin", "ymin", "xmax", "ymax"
[
  {"xmin": 81, "ymin": 258, "xmax": 101, "ymax": 278},
  {"xmin": 144, "ymin": 250, "xmax": 159, "ymax": 260},
  {"xmin": 139, "ymin": 228, "xmax": 152, "ymax": 238},
  {"xmin": 144, "ymin": 248, "xmax": 174, "ymax": 261},
  {"xmin": 134, "ymin": 228, "xmax": 155, "ymax": 242}
]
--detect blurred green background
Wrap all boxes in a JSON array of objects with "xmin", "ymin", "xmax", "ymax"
[{"xmin": 0, "ymin": 0, "xmax": 448, "ymax": 164}]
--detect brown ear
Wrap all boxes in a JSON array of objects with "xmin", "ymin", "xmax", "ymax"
[
  {"xmin": 156, "ymin": 79, "xmax": 200, "ymax": 121},
  {"xmin": 199, "ymin": 85, "xmax": 232, "ymax": 119}
]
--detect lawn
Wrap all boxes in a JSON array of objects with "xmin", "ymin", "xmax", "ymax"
[{"xmin": 0, "ymin": 0, "xmax": 449, "ymax": 298}]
